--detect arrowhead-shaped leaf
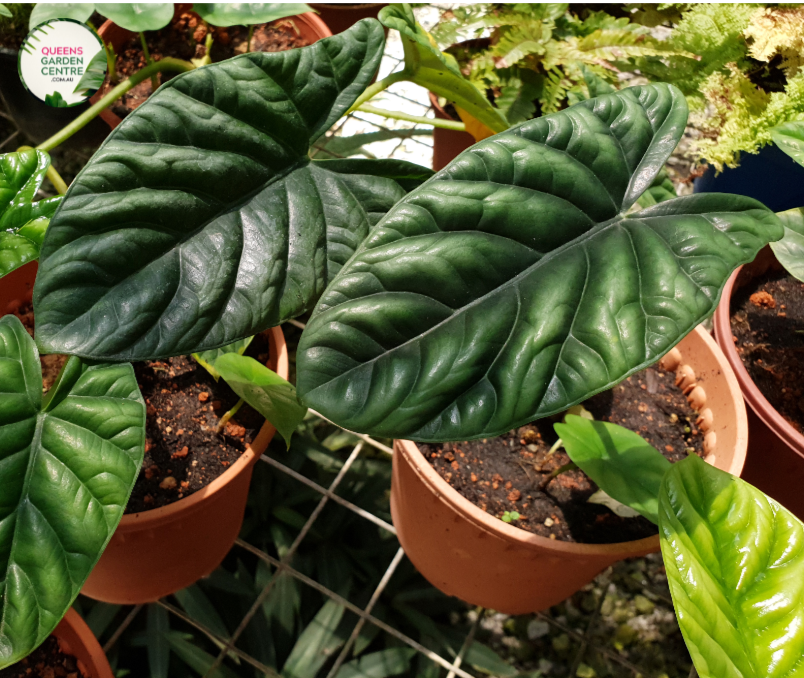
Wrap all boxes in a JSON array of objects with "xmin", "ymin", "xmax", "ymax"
[
  {"xmin": 34, "ymin": 21, "xmax": 432, "ymax": 362},
  {"xmin": 659, "ymin": 454, "xmax": 804, "ymax": 678},
  {"xmin": 94, "ymin": 3, "xmax": 174, "ymax": 32},
  {"xmin": 0, "ymin": 314, "xmax": 145, "ymax": 668},
  {"xmin": 378, "ymin": 4, "xmax": 509, "ymax": 134},
  {"xmin": 771, "ymin": 208, "xmax": 804, "ymax": 283},
  {"xmin": 555, "ymin": 415, "xmax": 670, "ymax": 525},
  {"xmin": 297, "ymin": 83, "xmax": 783, "ymax": 441},
  {"xmin": 0, "ymin": 150, "xmax": 61, "ymax": 279},
  {"xmin": 193, "ymin": 3, "xmax": 311, "ymax": 27}
]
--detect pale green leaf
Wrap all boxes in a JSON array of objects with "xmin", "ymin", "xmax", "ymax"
[
  {"xmin": 193, "ymin": 3, "xmax": 310, "ymax": 27},
  {"xmin": 94, "ymin": 3, "xmax": 173, "ymax": 32},
  {"xmin": 771, "ymin": 208, "xmax": 804, "ymax": 283},
  {"xmin": 29, "ymin": 3, "xmax": 93, "ymax": 30},
  {"xmin": 193, "ymin": 336, "xmax": 253, "ymax": 381}
]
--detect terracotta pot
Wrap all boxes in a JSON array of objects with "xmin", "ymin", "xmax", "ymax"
[
  {"xmin": 95, "ymin": 9, "xmax": 332, "ymax": 130},
  {"xmin": 309, "ymin": 4, "xmax": 386, "ymax": 35},
  {"xmin": 390, "ymin": 325, "xmax": 748, "ymax": 614},
  {"xmin": 1, "ymin": 261, "xmax": 37, "ymax": 313},
  {"xmin": 429, "ymin": 91, "xmax": 477, "ymax": 171},
  {"xmin": 713, "ymin": 247, "xmax": 804, "ymax": 519},
  {"xmin": 82, "ymin": 324, "xmax": 289, "ymax": 603},
  {"xmin": 53, "ymin": 608, "xmax": 114, "ymax": 678}
]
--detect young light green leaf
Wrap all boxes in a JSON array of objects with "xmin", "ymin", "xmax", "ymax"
[
  {"xmin": 94, "ymin": 3, "xmax": 173, "ymax": 32},
  {"xmin": 73, "ymin": 48, "xmax": 109, "ymax": 95},
  {"xmin": 378, "ymin": 4, "xmax": 509, "ymax": 134},
  {"xmin": 771, "ymin": 208, "xmax": 804, "ymax": 283},
  {"xmin": 34, "ymin": 21, "xmax": 433, "ymax": 362},
  {"xmin": 771, "ymin": 120, "xmax": 804, "ymax": 167},
  {"xmin": 213, "ymin": 353, "xmax": 306, "ymax": 446},
  {"xmin": 336, "ymin": 648, "xmax": 415, "ymax": 678},
  {"xmin": 193, "ymin": 3, "xmax": 311, "ymax": 27},
  {"xmin": 660, "ymin": 454, "xmax": 804, "ymax": 678},
  {"xmin": 29, "ymin": 3, "xmax": 94, "ymax": 30},
  {"xmin": 0, "ymin": 5, "xmax": 12, "ymax": 18},
  {"xmin": 146, "ymin": 604, "xmax": 170, "ymax": 678},
  {"xmin": 555, "ymin": 415, "xmax": 670, "ymax": 524},
  {"xmin": 297, "ymin": 84, "xmax": 783, "ymax": 441},
  {"xmin": 193, "ymin": 336, "xmax": 253, "ymax": 381},
  {"xmin": 0, "ymin": 314, "xmax": 145, "ymax": 669},
  {"xmin": 0, "ymin": 150, "xmax": 62, "ymax": 279},
  {"xmin": 281, "ymin": 599, "xmax": 346, "ymax": 678}
]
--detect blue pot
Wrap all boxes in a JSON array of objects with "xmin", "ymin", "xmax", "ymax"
[{"xmin": 694, "ymin": 143, "xmax": 804, "ymax": 212}]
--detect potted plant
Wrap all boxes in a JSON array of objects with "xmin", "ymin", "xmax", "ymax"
[{"xmin": 712, "ymin": 120, "xmax": 804, "ymax": 519}]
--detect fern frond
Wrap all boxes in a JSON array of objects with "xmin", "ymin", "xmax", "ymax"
[{"xmin": 745, "ymin": 7, "xmax": 804, "ymax": 76}]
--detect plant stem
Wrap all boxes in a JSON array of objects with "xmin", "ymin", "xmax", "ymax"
[
  {"xmin": 139, "ymin": 32, "xmax": 160, "ymax": 91},
  {"xmin": 36, "ymin": 58, "xmax": 195, "ymax": 153},
  {"xmin": 538, "ymin": 461, "xmax": 578, "ymax": 491},
  {"xmin": 357, "ymin": 104, "xmax": 466, "ymax": 131},
  {"xmin": 216, "ymin": 398, "xmax": 244, "ymax": 434},
  {"xmin": 247, "ymin": 24, "xmax": 254, "ymax": 52},
  {"xmin": 347, "ymin": 70, "xmax": 410, "ymax": 113},
  {"xmin": 17, "ymin": 145, "xmax": 69, "ymax": 194}
]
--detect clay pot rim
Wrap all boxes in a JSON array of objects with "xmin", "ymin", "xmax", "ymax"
[
  {"xmin": 396, "ymin": 325, "xmax": 747, "ymax": 556},
  {"xmin": 118, "ymin": 325, "xmax": 289, "ymax": 531},
  {"xmin": 713, "ymin": 263, "xmax": 804, "ymax": 454},
  {"xmin": 56, "ymin": 608, "xmax": 113, "ymax": 678}
]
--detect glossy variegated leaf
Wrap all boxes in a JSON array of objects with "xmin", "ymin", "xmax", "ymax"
[
  {"xmin": 378, "ymin": 4, "xmax": 509, "ymax": 134},
  {"xmin": 660, "ymin": 454, "xmax": 804, "ymax": 678},
  {"xmin": 0, "ymin": 150, "xmax": 61, "ymax": 279},
  {"xmin": 34, "ymin": 21, "xmax": 432, "ymax": 362},
  {"xmin": 193, "ymin": 336, "xmax": 253, "ymax": 381},
  {"xmin": 771, "ymin": 208, "xmax": 804, "ymax": 283},
  {"xmin": 0, "ymin": 314, "xmax": 145, "ymax": 668},
  {"xmin": 193, "ymin": 3, "xmax": 310, "ymax": 27},
  {"xmin": 297, "ymin": 83, "xmax": 783, "ymax": 441}
]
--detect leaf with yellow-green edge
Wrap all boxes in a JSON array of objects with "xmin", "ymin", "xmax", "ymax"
[
  {"xmin": 193, "ymin": 336, "xmax": 253, "ymax": 381},
  {"xmin": 659, "ymin": 454, "xmax": 804, "ymax": 678},
  {"xmin": 378, "ymin": 4, "xmax": 509, "ymax": 134}
]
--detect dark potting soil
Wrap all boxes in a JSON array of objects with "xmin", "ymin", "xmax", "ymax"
[
  {"xmin": 730, "ymin": 268, "xmax": 804, "ymax": 431},
  {"xmin": 104, "ymin": 11, "xmax": 310, "ymax": 118},
  {"xmin": 418, "ymin": 366, "xmax": 705, "ymax": 544},
  {"xmin": 7, "ymin": 299, "xmax": 68, "ymax": 392},
  {"xmin": 127, "ymin": 332, "xmax": 273, "ymax": 513},
  {"xmin": 0, "ymin": 635, "xmax": 84, "ymax": 678}
]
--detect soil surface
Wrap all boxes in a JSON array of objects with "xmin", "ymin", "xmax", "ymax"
[
  {"xmin": 103, "ymin": 11, "xmax": 310, "ymax": 118},
  {"xmin": 419, "ymin": 366, "xmax": 704, "ymax": 544},
  {"xmin": 0, "ymin": 635, "xmax": 84, "ymax": 678},
  {"xmin": 730, "ymin": 268, "xmax": 804, "ymax": 431},
  {"xmin": 7, "ymin": 299, "xmax": 68, "ymax": 391},
  {"xmin": 127, "ymin": 332, "xmax": 272, "ymax": 513}
]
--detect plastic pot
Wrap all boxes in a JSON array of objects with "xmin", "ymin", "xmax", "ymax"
[
  {"xmin": 0, "ymin": 262, "xmax": 290, "ymax": 603},
  {"xmin": 96, "ymin": 10, "xmax": 332, "ymax": 130},
  {"xmin": 0, "ymin": 48, "xmax": 110, "ymax": 149},
  {"xmin": 390, "ymin": 325, "xmax": 748, "ymax": 614},
  {"xmin": 309, "ymin": 4, "xmax": 386, "ymax": 35},
  {"xmin": 712, "ymin": 248, "xmax": 804, "ymax": 519},
  {"xmin": 694, "ymin": 143, "xmax": 804, "ymax": 212},
  {"xmin": 53, "ymin": 608, "xmax": 114, "ymax": 678}
]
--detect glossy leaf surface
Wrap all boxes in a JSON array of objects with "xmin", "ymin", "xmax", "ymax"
[
  {"xmin": 94, "ymin": 3, "xmax": 173, "ymax": 32},
  {"xmin": 771, "ymin": 208, "xmax": 804, "ymax": 283},
  {"xmin": 0, "ymin": 315, "xmax": 145, "ymax": 668},
  {"xmin": 297, "ymin": 84, "xmax": 783, "ymax": 441},
  {"xmin": 378, "ymin": 5, "xmax": 509, "ymax": 134},
  {"xmin": 193, "ymin": 336, "xmax": 253, "ymax": 381},
  {"xmin": 660, "ymin": 454, "xmax": 804, "ymax": 678},
  {"xmin": 214, "ymin": 353, "xmax": 307, "ymax": 446},
  {"xmin": 0, "ymin": 150, "xmax": 61, "ymax": 279},
  {"xmin": 34, "ymin": 21, "xmax": 431, "ymax": 361},
  {"xmin": 28, "ymin": 3, "xmax": 93, "ymax": 30},
  {"xmin": 771, "ymin": 120, "xmax": 804, "ymax": 168},
  {"xmin": 556, "ymin": 415, "xmax": 670, "ymax": 524},
  {"xmin": 193, "ymin": 3, "xmax": 310, "ymax": 27}
]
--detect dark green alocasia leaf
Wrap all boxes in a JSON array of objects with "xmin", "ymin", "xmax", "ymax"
[
  {"xmin": 214, "ymin": 353, "xmax": 307, "ymax": 446},
  {"xmin": 94, "ymin": 3, "xmax": 173, "ymax": 32},
  {"xmin": 0, "ymin": 315, "xmax": 145, "ymax": 669},
  {"xmin": 193, "ymin": 3, "xmax": 311, "ymax": 27},
  {"xmin": 555, "ymin": 415, "xmax": 670, "ymax": 524},
  {"xmin": 635, "ymin": 169, "xmax": 677, "ymax": 209},
  {"xmin": 378, "ymin": 5, "xmax": 509, "ymax": 134},
  {"xmin": 297, "ymin": 83, "xmax": 784, "ymax": 441},
  {"xmin": 73, "ymin": 48, "xmax": 109, "ymax": 95},
  {"xmin": 193, "ymin": 336, "xmax": 253, "ymax": 381},
  {"xmin": 771, "ymin": 120, "xmax": 804, "ymax": 167},
  {"xmin": 0, "ymin": 150, "xmax": 62, "ymax": 279},
  {"xmin": 659, "ymin": 454, "xmax": 804, "ymax": 678},
  {"xmin": 28, "ymin": 3, "xmax": 94, "ymax": 30},
  {"xmin": 771, "ymin": 208, "xmax": 804, "ymax": 283},
  {"xmin": 34, "ymin": 20, "xmax": 433, "ymax": 362}
]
